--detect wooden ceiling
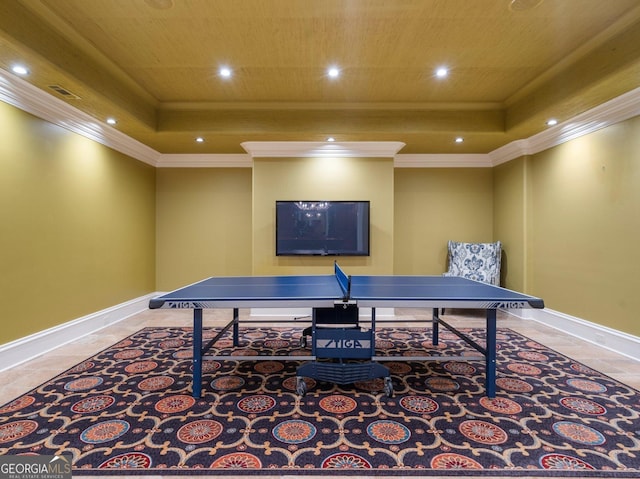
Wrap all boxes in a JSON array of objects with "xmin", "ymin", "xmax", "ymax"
[{"xmin": 1, "ymin": 0, "xmax": 640, "ymax": 155}]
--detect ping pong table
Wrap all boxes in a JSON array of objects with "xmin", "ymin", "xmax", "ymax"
[{"xmin": 149, "ymin": 262, "xmax": 544, "ymax": 398}]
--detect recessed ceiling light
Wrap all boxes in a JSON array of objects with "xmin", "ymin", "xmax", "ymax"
[
  {"xmin": 435, "ymin": 67, "xmax": 449, "ymax": 78},
  {"xmin": 106, "ymin": 117, "xmax": 117, "ymax": 125},
  {"xmin": 455, "ymin": 137, "xmax": 464, "ymax": 143},
  {"xmin": 11, "ymin": 64, "xmax": 29, "ymax": 75},
  {"xmin": 195, "ymin": 137, "xmax": 205, "ymax": 143},
  {"xmin": 327, "ymin": 67, "xmax": 340, "ymax": 78},
  {"xmin": 509, "ymin": 0, "xmax": 544, "ymax": 12},
  {"xmin": 546, "ymin": 118, "xmax": 558, "ymax": 126},
  {"xmin": 326, "ymin": 137, "xmax": 335, "ymax": 142},
  {"xmin": 219, "ymin": 67, "xmax": 232, "ymax": 78}
]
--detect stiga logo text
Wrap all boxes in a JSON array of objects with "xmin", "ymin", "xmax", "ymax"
[{"xmin": 0, "ymin": 455, "xmax": 72, "ymax": 479}]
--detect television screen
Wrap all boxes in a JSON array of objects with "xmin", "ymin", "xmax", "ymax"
[{"xmin": 276, "ymin": 201, "xmax": 370, "ymax": 256}]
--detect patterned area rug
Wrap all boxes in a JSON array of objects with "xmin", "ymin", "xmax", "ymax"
[{"xmin": 1, "ymin": 326, "xmax": 639, "ymax": 477}]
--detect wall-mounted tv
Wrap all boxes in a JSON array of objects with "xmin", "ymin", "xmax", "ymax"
[{"xmin": 276, "ymin": 200, "xmax": 370, "ymax": 256}]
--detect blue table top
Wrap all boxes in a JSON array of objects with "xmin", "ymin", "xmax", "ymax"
[
  {"xmin": 149, "ymin": 273, "xmax": 544, "ymax": 310},
  {"xmin": 349, "ymin": 275, "xmax": 543, "ymax": 308}
]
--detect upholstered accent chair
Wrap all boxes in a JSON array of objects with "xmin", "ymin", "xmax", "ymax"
[
  {"xmin": 443, "ymin": 240, "xmax": 502, "ymax": 286},
  {"xmin": 441, "ymin": 240, "xmax": 502, "ymax": 315}
]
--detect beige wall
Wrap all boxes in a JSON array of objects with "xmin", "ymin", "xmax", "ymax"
[
  {"xmin": 155, "ymin": 168, "xmax": 253, "ymax": 291},
  {"xmin": 4, "ymin": 91, "xmax": 640, "ymax": 344},
  {"xmin": 393, "ymin": 168, "xmax": 494, "ymax": 275},
  {"xmin": 0, "ymin": 101, "xmax": 156, "ymax": 344},
  {"xmin": 252, "ymin": 157, "xmax": 394, "ymax": 275},
  {"xmin": 525, "ymin": 116, "xmax": 640, "ymax": 336},
  {"xmin": 493, "ymin": 158, "xmax": 527, "ymax": 292}
]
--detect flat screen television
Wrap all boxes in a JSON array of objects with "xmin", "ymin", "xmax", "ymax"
[{"xmin": 276, "ymin": 200, "xmax": 370, "ymax": 256}]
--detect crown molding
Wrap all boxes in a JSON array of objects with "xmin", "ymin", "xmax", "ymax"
[
  {"xmin": 3, "ymin": 68, "xmax": 640, "ymax": 168},
  {"xmin": 241, "ymin": 141, "xmax": 406, "ymax": 158},
  {"xmin": 490, "ymin": 86, "xmax": 640, "ymax": 166},
  {"xmin": 0, "ymin": 70, "xmax": 160, "ymax": 166},
  {"xmin": 394, "ymin": 154, "xmax": 491, "ymax": 168},
  {"xmin": 157, "ymin": 154, "xmax": 252, "ymax": 167}
]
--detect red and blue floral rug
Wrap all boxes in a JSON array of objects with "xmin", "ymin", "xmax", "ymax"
[{"xmin": 1, "ymin": 326, "xmax": 639, "ymax": 476}]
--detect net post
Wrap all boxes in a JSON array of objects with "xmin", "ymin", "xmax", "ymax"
[{"xmin": 334, "ymin": 261, "xmax": 351, "ymax": 301}]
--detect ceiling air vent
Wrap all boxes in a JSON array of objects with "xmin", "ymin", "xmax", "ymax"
[{"xmin": 48, "ymin": 85, "xmax": 81, "ymax": 99}]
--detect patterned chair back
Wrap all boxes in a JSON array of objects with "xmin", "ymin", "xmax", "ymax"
[{"xmin": 443, "ymin": 241, "xmax": 502, "ymax": 286}]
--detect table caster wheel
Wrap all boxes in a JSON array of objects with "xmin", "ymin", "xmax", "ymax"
[
  {"xmin": 383, "ymin": 377, "xmax": 393, "ymax": 397},
  {"xmin": 296, "ymin": 376, "xmax": 307, "ymax": 396}
]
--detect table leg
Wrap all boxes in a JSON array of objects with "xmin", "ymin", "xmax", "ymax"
[
  {"xmin": 485, "ymin": 308, "xmax": 497, "ymax": 398},
  {"xmin": 193, "ymin": 308, "xmax": 203, "ymax": 398},
  {"xmin": 432, "ymin": 308, "xmax": 440, "ymax": 346},
  {"xmin": 371, "ymin": 307, "xmax": 376, "ymax": 358},
  {"xmin": 232, "ymin": 308, "xmax": 240, "ymax": 346}
]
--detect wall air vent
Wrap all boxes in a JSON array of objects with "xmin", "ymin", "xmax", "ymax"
[{"xmin": 48, "ymin": 85, "xmax": 81, "ymax": 99}]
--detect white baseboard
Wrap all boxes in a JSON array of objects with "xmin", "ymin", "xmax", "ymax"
[
  {"xmin": 505, "ymin": 307, "xmax": 640, "ymax": 362},
  {"xmin": 0, "ymin": 293, "xmax": 157, "ymax": 372}
]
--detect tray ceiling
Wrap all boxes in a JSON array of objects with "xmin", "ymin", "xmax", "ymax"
[{"xmin": 1, "ymin": 0, "xmax": 640, "ymax": 156}]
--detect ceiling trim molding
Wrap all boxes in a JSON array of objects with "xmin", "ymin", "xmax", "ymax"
[
  {"xmin": 394, "ymin": 154, "xmax": 492, "ymax": 168},
  {"xmin": 157, "ymin": 154, "xmax": 252, "ymax": 167},
  {"xmin": 241, "ymin": 141, "xmax": 406, "ymax": 158},
  {"xmin": 161, "ymin": 101, "xmax": 503, "ymax": 111},
  {"xmin": 490, "ymin": 86, "xmax": 640, "ymax": 165},
  {"xmin": 0, "ymin": 70, "xmax": 160, "ymax": 166},
  {"xmin": 2, "ymin": 68, "xmax": 640, "ymax": 168}
]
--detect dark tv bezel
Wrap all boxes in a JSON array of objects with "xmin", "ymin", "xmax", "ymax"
[{"xmin": 275, "ymin": 200, "xmax": 370, "ymax": 256}]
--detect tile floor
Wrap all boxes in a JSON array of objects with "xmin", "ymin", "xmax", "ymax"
[{"xmin": 1, "ymin": 307, "xmax": 639, "ymax": 479}]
